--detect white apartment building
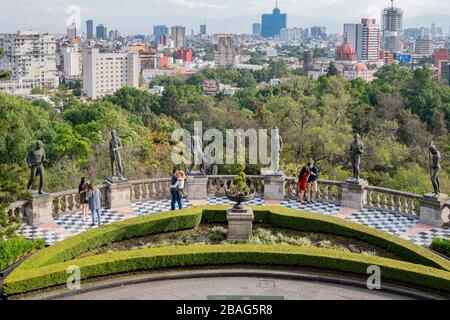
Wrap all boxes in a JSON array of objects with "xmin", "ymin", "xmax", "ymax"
[
  {"xmin": 171, "ymin": 26, "xmax": 186, "ymax": 49},
  {"xmin": 415, "ymin": 34, "xmax": 434, "ymax": 56},
  {"xmin": 344, "ymin": 19, "xmax": 380, "ymax": 62},
  {"xmin": 0, "ymin": 31, "xmax": 58, "ymax": 94},
  {"xmin": 82, "ymin": 48, "xmax": 140, "ymax": 100},
  {"xmin": 63, "ymin": 45, "xmax": 82, "ymax": 77}
]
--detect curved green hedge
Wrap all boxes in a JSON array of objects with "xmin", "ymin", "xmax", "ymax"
[{"xmin": 3, "ymin": 206, "xmax": 450, "ymax": 296}]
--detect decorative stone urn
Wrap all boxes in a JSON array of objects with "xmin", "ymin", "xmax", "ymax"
[{"xmin": 226, "ymin": 192, "xmax": 255, "ymax": 241}]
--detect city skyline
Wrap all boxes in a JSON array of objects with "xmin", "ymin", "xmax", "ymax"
[{"xmin": 1, "ymin": 0, "xmax": 450, "ymax": 35}]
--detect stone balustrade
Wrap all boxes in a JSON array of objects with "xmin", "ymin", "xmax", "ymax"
[
  {"xmin": 285, "ymin": 178, "xmax": 343, "ymax": 204},
  {"xmin": 365, "ymin": 186, "xmax": 421, "ymax": 216},
  {"xmin": 5, "ymin": 175, "xmax": 450, "ymax": 227}
]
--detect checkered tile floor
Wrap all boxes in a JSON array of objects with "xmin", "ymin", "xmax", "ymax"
[
  {"xmin": 54, "ymin": 209, "xmax": 127, "ymax": 235},
  {"xmin": 207, "ymin": 197, "xmax": 265, "ymax": 206},
  {"xmin": 407, "ymin": 228, "xmax": 450, "ymax": 247},
  {"xmin": 281, "ymin": 199, "xmax": 341, "ymax": 215},
  {"xmin": 17, "ymin": 224, "xmax": 69, "ymax": 246},
  {"xmin": 132, "ymin": 199, "xmax": 194, "ymax": 216},
  {"xmin": 14, "ymin": 197, "xmax": 450, "ymax": 248},
  {"xmin": 346, "ymin": 208, "xmax": 420, "ymax": 236}
]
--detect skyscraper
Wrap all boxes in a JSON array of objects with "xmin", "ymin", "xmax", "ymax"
[
  {"xmin": 67, "ymin": 23, "xmax": 77, "ymax": 40},
  {"xmin": 200, "ymin": 23, "xmax": 207, "ymax": 35},
  {"xmin": 216, "ymin": 35, "xmax": 236, "ymax": 69},
  {"xmin": 154, "ymin": 25, "xmax": 169, "ymax": 42},
  {"xmin": 303, "ymin": 50, "xmax": 313, "ymax": 75},
  {"xmin": 171, "ymin": 26, "xmax": 186, "ymax": 49},
  {"xmin": 96, "ymin": 24, "xmax": 107, "ymax": 40},
  {"xmin": 261, "ymin": 1, "xmax": 287, "ymax": 38},
  {"xmin": 86, "ymin": 20, "xmax": 94, "ymax": 40},
  {"xmin": 253, "ymin": 23, "xmax": 262, "ymax": 36},
  {"xmin": 382, "ymin": 0, "xmax": 403, "ymax": 52},
  {"xmin": 310, "ymin": 26, "xmax": 326, "ymax": 39},
  {"xmin": 344, "ymin": 19, "xmax": 380, "ymax": 62}
]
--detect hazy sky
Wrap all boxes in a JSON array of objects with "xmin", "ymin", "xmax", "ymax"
[{"xmin": 1, "ymin": 0, "xmax": 450, "ymax": 34}]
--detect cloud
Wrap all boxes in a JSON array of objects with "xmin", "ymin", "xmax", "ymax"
[{"xmin": 166, "ymin": 0, "xmax": 227, "ymax": 10}]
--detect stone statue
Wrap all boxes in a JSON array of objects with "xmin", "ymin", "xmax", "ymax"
[
  {"xmin": 348, "ymin": 133, "xmax": 364, "ymax": 181},
  {"xmin": 268, "ymin": 127, "xmax": 283, "ymax": 175},
  {"xmin": 109, "ymin": 130, "xmax": 124, "ymax": 180},
  {"xmin": 187, "ymin": 135, "xmax": 205, "ymax": 175},
  {"xmin": 26, "ymin": 140, "xmax": 47, "ymax": 195},
  {"xmin": 429, "ymin": 142, "xmax": 442, "ymax": 195}
]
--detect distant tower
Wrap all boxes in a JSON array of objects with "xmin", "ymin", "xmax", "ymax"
[
  {"xmin": 86, "ymin": 20, "xmax": 94, "ymax": 40},
  {"xmin": 261, "ymin": 0, "xmax": 287, "ymax": 37},
  {"xmin": 200, "ymin": 22, "xmax": 207, "ymax": 35},
  {"xmin": 171, "ymin": 26, "xmax": 186, "ymax": 49},
  {"xmin": 216, "ymin": 35, "xmax": 236, "ymax": 69},
  {"xmin": 381, "ymin": 0, "xmax": 403, "ymax": 52}
]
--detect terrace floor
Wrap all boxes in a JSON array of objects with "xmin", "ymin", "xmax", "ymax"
[{"xmin": 17, "ymin": 197, "xmax": 450, "ymax": 247}]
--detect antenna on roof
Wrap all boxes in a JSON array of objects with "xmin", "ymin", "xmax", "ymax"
[
  {"xmin": 391, "ymin": 0, "xmax": 394, "ymax": 8},
  {"xmin": 276, "ymin": 0, "xmax": 279, "ymax": 8}
]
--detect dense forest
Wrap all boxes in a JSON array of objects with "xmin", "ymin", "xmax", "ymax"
[{"xmin": 0, "ymin": 64, "xmax": 449, "ymax": 214}]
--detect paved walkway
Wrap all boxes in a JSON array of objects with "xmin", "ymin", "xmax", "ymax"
[
  {"xmin": 58, "ymin": 276, "xmax": 414, "ymax": 300},
  {"xmin": 17, "ymin": 197, "xmax": 450, "ymax": 247}
]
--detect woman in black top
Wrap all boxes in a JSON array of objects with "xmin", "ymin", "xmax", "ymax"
[{"xmin": 78, "ymin": 177, "xmax": 89, "ymax": 221}]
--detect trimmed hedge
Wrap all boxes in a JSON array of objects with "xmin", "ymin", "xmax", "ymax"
[
  {"xmin": 431, "ymin": 238, "xmax": 450, "ymax": 257},
  {"xmin": 0, "ymin": 237, "xmax": 45, "ymax": 271},
  {"xmin": 4, "ymin": 245, "xmax": 450, "ymax": 296},
  {"xmin": 3, "ymin": 206, "xmax": 450, "ymax": 296}
]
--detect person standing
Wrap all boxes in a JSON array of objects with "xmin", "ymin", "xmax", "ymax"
[
  {"xmin": 178, "ymin": 170, "xmax": 187, "ymax": 199},
  {"xmin": 87, "ymin": 183, "xmax": 102, "ymax": 226},
  {"xmin": 307, "ymin": 161, "xmax": 319, "ymax": 204},
  {"xmin": 78, "ymin": 178, "xmax": 89, "ymax": 221},
  {"xmin": 298, "ymin": 162, "xmax": 311, "ymax": 205},
  {"xmin": 170, "ymin": 169, "xmax": 183, "ymax": 211}
]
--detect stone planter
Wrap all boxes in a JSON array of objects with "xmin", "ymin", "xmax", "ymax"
[{"xmin": 226, "ymin": 192, "xmax": 255, "ymax": 241}]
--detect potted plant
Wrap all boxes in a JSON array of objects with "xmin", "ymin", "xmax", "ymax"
[{"xmin": 226, "ymin": 164, "xmax": 255, "ymax": 209}]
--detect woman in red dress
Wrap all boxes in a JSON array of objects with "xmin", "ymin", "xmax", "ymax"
[{"xmin": 298, "ymin": 162, "xmax": 311, "ymax": 204}]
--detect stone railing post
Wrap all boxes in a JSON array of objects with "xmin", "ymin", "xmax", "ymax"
[
  {"xmin": 341, "ymin": 179, "xmax": 369, "ymax": 209},
  {"xmin": 263, "ymin": 175, "xmax": 285, "ymax": 201},
  {"xmin": 24, "ymin": 194, "xmax": 54, "ymax": 226},
  {"xmin": 105, "ymin": 179, "xmax": 132, "ymax": 209},
  {"xmin": 419, "ymin": 193, "xmax": 450, "ymax": 227},
  {"xmin": 187, "ymin": 175, "xmax": 208, "ymax": 200}
]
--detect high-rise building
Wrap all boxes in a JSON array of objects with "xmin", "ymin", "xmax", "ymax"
[
  {"xmin": 96, "ymin": 24, "xmax": 107, "ymax": 40},
  {"xmin": 346, "ymin": 19, "xmax": 381, "ymax": 62},
  {"xmin": 200, "ymin": 24, "xmax": 207, "ymax": 35},
  {"xmin": 434, "ymin": 48, "xmax": 449, "ymax": 67},
  {"xmin": 82, "ymin": 48, "xmax": 140, "ymax": 100},
  {"xmin": 261, "ymin": 2, "xmax": 287, "ymax": 38},
  {"xmin": 176, "ymin": 49, "xmax": 193, "ymax": 62},
  {"xmin": 280, "ymin": 27, "xmax": 308, "ymax": 41},
  {"xmin": 381, "ymin": 0, "xmax": 403, "ymax": 52},
  {"xmin": 67, "ymin": 23, "xmax": 77, "ymax": 40},
  {"xmin": 0, "ymin": 31, "xmax": 58, "ymax": 93},
  {"xmin": 216, "ymin": 35, "xmax": 236, "ymax": 69},
  {"xmin": 63, "ymin": 44, "xmax": 82, "ymax": 77},
  {"xmin": 253, "ymin": 23, "xmax": 262, "ymax": 36},
  {"xmin": 154, "ymin": 25, "xmax": 169, "ymax": 42},
  {"xmin": 86, "ymin": 20, "xmax": 94, "ymax": 40},
  {"xmin": 303, "ymin": 50, "xmax": 314, "ymax": 75},
  {"xmin": 310, "ymin": 26, "xmax": 327, "ymax": 39},
  {"xmin": 171, "ymin": 26, "xmax": 186, "ymax": 49},
  {"xmin": 415, "ymin": 34, "xmax": 434, "ymax": 56},
  {"xmin": 403, "ymin": 28, "xmax": 421, "ymax": 39}
]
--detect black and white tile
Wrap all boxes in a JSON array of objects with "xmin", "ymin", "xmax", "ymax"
[
  {"xmin": 281, "ymin": 199, "xmax": 341, "ymax": 216},
  {"xmin": 132, "ymin": 199, "xmax": 194, "ymax": 216},
  {"xmin": 346, "ymin": 208, "xmax": 419, "ymax": 236},
  {"xmin": 207, "ymin": 197, "xmax": 265, "ymax": 206},
  {"xmin": 407, "ymin": 228, "xmax": 450, "ymax": 247},
  {"xmin": 54, "ymin": 209, "xmax": 127, "ymax": 235},
  {"xmin": 16, "ymin": 224, "xmax": 69, "ymax": 246}
]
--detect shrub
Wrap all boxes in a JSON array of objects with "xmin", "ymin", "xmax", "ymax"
[
  {"xmin": 3, "ymin": 206, "xmax": 450, "ymax": 296},
  {"xmin": 431, "ymin": 238, "xmax": 450, "ymax": 257},
  {"xmin": 0, "ymin": 237, "xmax": 45, "ymax": 271}
]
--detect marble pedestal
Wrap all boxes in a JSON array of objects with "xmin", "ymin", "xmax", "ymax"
[
  {"xmin": 419, "ymin": 193, "xmax": 450, "ymax": 227},
  {"xmin": 263, "ymin": 175, "xmax": 285, "ymax": 201},
  {"xmin": 105, "ymin": 178, "xmax": 131, "ymax": 209},
  {"xmin": 227, "ymin": 206, "xmax": 254, "ymax": 241},
  {"xmin": 187, "ymin": 175, "xmax": 208, "ymax": 200},
  {"xmin": 25, "ymin": 193, "xmax": 54, "ymax": 226},
  {"xmin": 341, "ymin": 179, "xmax": 369, "ymax": 210}
]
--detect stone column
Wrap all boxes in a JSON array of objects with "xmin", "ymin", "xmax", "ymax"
[
  {"xmin": 419, "ymin": 193, "xmax": 450, "ymax": 227},
  {"xmin": 227, "ymin": 206, "xmax": 254, "ymax": 241},
  {"xmin": 263, "ymin": 175, "xmax": 285, "ymax": 201},
  {"xmin": 187, "ymin": 175, "xmax": 208, "ymax": 200},
  {"xmin": 105, "ymin": 179, "xmax": 132, "ymax": 209},
  {"xmin": 341, "ymin": 179, "xmax": 369, "ymax": 210},
  {"xmin": 25, "ymin": 194, "xmax": 54, "ymax": 226}
]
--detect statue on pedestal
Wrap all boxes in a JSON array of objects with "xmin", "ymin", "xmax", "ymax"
[
  {"xmin": 348, "ymin": 133, "xmax": 364, "ymax": 181},
  {"xmin": 266, "ymin": 127, "xmax": 283, "ymax": 175},
  {"xmin": 109, "ymin": 130, "xmax": 125, "ymax": 180},
  {"xmin": 429, "ymin": 142, "xmax": 442, "ymax": 196},
  {"xmin": 26, "ymin": 140, "xmax": 48, "ymax": 195}
]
